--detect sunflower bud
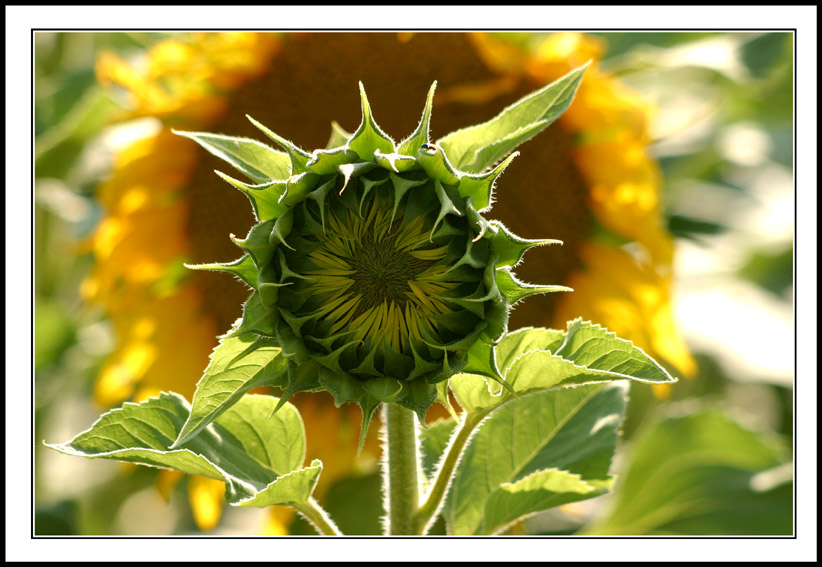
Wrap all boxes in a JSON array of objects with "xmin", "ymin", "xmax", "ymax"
[{"xmin": 181, "ymin": 81, "xmax": 571, "ymax": 437}]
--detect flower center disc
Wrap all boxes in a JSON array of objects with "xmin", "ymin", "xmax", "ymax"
[
  {"xmin": 347, "ymin": 226, "xmax": 435, "ymax": 315},
  {"xmin": 295, "ymin": 191, "xmax": 458, "ymax": 357}
]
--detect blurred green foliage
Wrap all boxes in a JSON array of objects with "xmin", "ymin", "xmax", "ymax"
[
  {"xmin": 34, "ymin": 33, "xmax": 140, "ymax": 535},
  {"xmin": 738, "ymin": 244, "xmax": 794, "ymax": 298},
  {"xmin": 586, "ymin": 405, "xmax": 792, "ymax": 535}
]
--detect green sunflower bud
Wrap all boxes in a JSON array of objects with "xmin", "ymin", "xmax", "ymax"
[{"xmin": 180, "ymin": 80, "xmax": 574, "ymax": 441}]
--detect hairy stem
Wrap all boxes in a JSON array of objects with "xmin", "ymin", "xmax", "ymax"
[
  {"xmin": 413, "ymin": 411, "xmax": 484, "ymax": 534},
  {"xmin": 293, "ymin": 497, "xmax": 343, "ymax": 536},
  {"xmin": 382, "ymin": 403, "xmax": 421, "ymax": 535}
]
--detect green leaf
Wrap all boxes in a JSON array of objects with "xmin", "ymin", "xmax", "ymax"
[
  {"xmin": 173, "ymin": 130, "xmax": 291, "ymax": 183},
  {"xmin": 483, "ymin": 468, "xmax": 611, "ymax": 536},
  {"xmin": 233, "ymin": 460, "xmax": 323, "ymax": 508},
  {"xmin": 494, "ymin": 326, "xmax": 565, "ymax": 373},
  {"xmin": 552, "ymin": 319, "xmax": 674, "ymax": 383},
  {"xmin": 442, "ymin": 382, "xmax": 627, "ymax": 535},
  {"xmin": 172, "ymin": 333, "xmax": 288, "ymax": 448},
  {"xmin": 46, "ymin": 393, "xmax": 321, "ymax": 507},
  {"xmin": 437, "ymin": 63, "xmax": 589, "ymax": 173},
  {"xmin": 586, "ymin": 406, "xmax": 793, "ymax": 535},
  {"xmin": 451, "ymin": 320, "xmax": 674, "ymax": 414},
  {"xmin": 420, "ymin": 418, "xmax": 458, "ymax": 480}
]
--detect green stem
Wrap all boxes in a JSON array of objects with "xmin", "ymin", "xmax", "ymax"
[
  {"xmin": 413, "ymin": 411, "xmax": 484, "ymax": 534},
  {"xmin": 383, "ymin": 403, "xmax": 421, "ymax": 535},
  {"xmin": 293, "ymin": 497, "xmax": 343, "ymax": 536}
]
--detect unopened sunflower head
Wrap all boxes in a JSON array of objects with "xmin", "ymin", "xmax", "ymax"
[{"xmin": 178, "ymin": 77, "xmax": 580, "ymax": 435}]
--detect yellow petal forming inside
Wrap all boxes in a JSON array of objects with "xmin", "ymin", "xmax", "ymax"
[
  {"xmin": 87, "ymin": 31, "xmax": 696, "ymax": 533},
  {"xmin": 304, "ymin": 202, "xmax": 458, "ymax": 354}
]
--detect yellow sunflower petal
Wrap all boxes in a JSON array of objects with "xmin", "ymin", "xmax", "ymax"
[
  {"xmin": 188, "ymin": 475, "xmax": 226, "ymax": 531},
  {"xmin": 156, "ymin": 469, "xmax": 184, "ymax": 503},
  {"xmin": 263, "ymin": 506, "xmax": 296, "ymax": 536}
]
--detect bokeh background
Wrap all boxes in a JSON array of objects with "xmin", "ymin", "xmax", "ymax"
[{"xmin": 33, "ymin": 31, "xmax": 795, "ymax": 536}]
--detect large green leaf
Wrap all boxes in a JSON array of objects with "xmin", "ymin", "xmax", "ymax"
[
  {"xmin": 442, "ymin": 382, "xmax": 627, "ymax": 535},
  {"xmin": 46, "ymin": 393, "xmax": 321, "ymax": 507},
  {"xmin": 450, "ymin": 319, "xmax": 675, "ymax": 414},
  {"xmin": 173, "ymin": 130, "xmax": 291, "ymax": 183},
  {"xmin": 173, "ymin": 333, "xmax": 288, "ymax": 448},
  {"xmin": 436, "ymin": 63, "xmax": 588, "ymax": 173},
  {"xmin": 586, "ymin": 406, "xmax": 793, "ymax": 535}
]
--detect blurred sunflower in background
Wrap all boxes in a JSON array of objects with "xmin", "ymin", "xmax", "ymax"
[{"xmin": 74, "ymin": 31, "xmax": 700, "ymax": 534}]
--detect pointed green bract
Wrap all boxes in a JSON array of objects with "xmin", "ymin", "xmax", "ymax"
[
  {"xmin": 247, "ymin": 115, "xmax": 313, "ymax": 174},
  {"xmin": 495, "ymin": 268, "xmax": 573, "ymax": 303},
  {"xmin": 176, "ymin": 79, "xmax": 581, "ymax": 438},
  {"xmin": 185, "ymin": 255, "xmax": 257, "ymax": 288},
  {"xmin": 457, "ymin": 152, "xmax": 519, "ymax": 212},
  {"xmin": 489, "ymin": 220, "xmax": 563, "ymax": 267},
  {"xmin": 215, "ymin": 171, "xmax": 288, "ymax": 222},
  {"xmin": 398, "ymin": 81, "xmax": 437, "ymax": 157},
  {"xmin": 347, "ymin": 81, "xmax": 396, "ymax": 159}
]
